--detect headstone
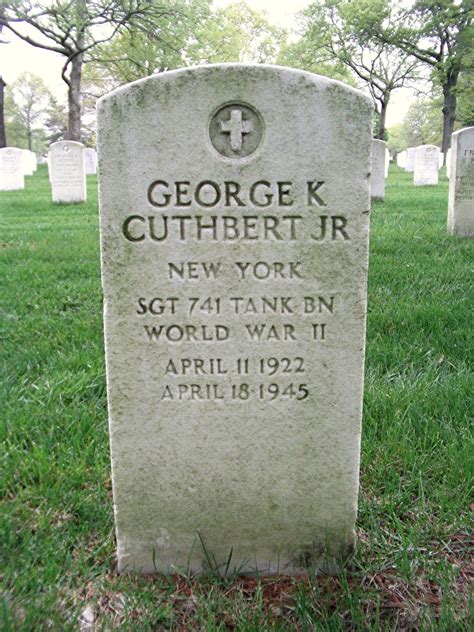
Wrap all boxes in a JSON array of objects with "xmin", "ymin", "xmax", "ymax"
[
  {"xmin": 98, "ymin": 64, "xmax": 373, "ymax": 575},
  {"xmin": 0, "ymin": 147, "xmax": 24, "ymax": 190},
  {"xmin": 448, "ymin": 126, "xmax": 474, "ymax": 237},
  {"xmin": 371, "ymin": 139, "xmax": 386, "ymax": 200},
  {"xmin": 49, "ymin": 140, "xmax": 86, "ymax": 203},
  {"xmin": 446, "ymin": 147, "xmax": 452, "ymax": 179},
  {"xmin": 84, "ymin": 148, "xmax": 98, "ymax": 175},
  {"xmin": 21, "ymin": 150, "xmax": 36, "ymax": 175},
  {"xmin": 414, "ymin": 145, "xmax": 439, "ymax": 186},
  {"xmin": 384, "ymin": 147, "xmax": 390, "ymax": 178},
  {"xmin": 438, "ymin": 152, "xmax": 444, "ymax": 169},
  {"xmin": 396, "ymin": 151, "xmax": 406, "ymax": 168},
  {"xmin": 405, "ymin": 147, "xmax": 416, "ymax": 172}
]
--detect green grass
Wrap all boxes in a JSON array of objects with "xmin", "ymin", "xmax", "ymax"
[{"xmin": 1, "ymin": 165, "xmax": 473, "ymax": 630}]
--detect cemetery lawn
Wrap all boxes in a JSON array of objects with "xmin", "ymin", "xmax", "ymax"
[{"xmin": 1, "ymin": 165, "xmax": 472, "ymax": 631}]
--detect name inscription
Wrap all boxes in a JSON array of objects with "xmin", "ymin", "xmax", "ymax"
[{"xmin": 122, "ymin": 177, "xmax": 353, "ymax": 403}]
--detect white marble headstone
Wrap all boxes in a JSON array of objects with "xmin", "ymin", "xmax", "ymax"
[
  {"xmin": 448, "ymin": 126, "xmax": 474, "ymax": 237},
  {"xmin": 446, "ymin": 148, "xmax": 452, "ymax": 179},
  {"xmin": 21, "ymin": 150, "xmax": 36, "ymax": 176},
  {"xmin": 414, "ymin": 145, "xmax": 439, "ymax": 186},
  {"xmin": 371, "ymin": 139, "xmax": 386, "ymax": 200},
  {"xmin": 84, "ymin": 148, "xmax": 98, "ymax": 175},
  {"xmin": 49, "ymin": 141, "xmax": 86, "ymax": 203},
  {"xmin": 396, "ymin": 151, "xmax": 406, "ymax": 168},
  {"xmin": 384, "ymin": 147, "xmax": 390, "ymax": 178},
  {"xmin": 0, "ymin": 147, "xmax": 24, "ymax": 190},
  {"xmin": 405, "ymin": 147, "xmax": 416, "ymax": 172},
  {"xmin": 98, "ymin": 64, "xmax": 373, "ymax": 575}
]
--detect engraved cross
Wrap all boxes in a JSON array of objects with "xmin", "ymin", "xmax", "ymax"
[{"xmin": 220, "ymin": 109, "xmax": 253, "ymax": 153}]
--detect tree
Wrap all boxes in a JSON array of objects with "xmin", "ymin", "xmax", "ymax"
[
  {"xmin": 0, "ymin": 11, "xmax": 8, "ymax": 147},
  {"xmin": 0, "ymin": 1, "xmax": 189, "ymax": 141},
  {"xmin": 289, "ymin": 0, "xmax": 420, "ymax": 140},
  {"xmin": 90, "ymin": 1, "xmax": 284, "ymax": 87},
  {"xmin": 277, "ymin": 35, "xmax": 355, "ymax": 85},
  {"xmin": 87, "ymin": 0, "xmax": 211, "ymax": 86},
  {"xmin": 0, "ymin": 75, "xmax": 6, "ymax": 147},
  {"xmin": 373, "ymin": 0, "xmax": 473, "ymax": 155},
  {"xmin": 401, "ymin": 96, "xmax": 444, "ymax": 147},
  {"xmin": 187, "ymin": 1, "xmax": 285, "ymax": 65},
  {"xmin": 7, "ymin": 72, "xmax": 51, "ymax": 150}
]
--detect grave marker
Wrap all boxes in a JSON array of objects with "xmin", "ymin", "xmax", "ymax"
[
  {"xmin": 448, "ymin": 126, "xmax": 474, "ymax": 237},
  {"xmin": 49, "ymin": 141, "xmax": 86, "ymax": 203},
  {"xmin": 84, "ymin": 148, "xmax": 98, "ymax": 175},
  {"xmin": 396, "ymin": 151, "xmax": 406, "ymax": 168},
  {"xmin": 0, "ymin": 147, "xmax": 24, "ymax": 190},
  {"xmin": 98, "ymin": 65, "xmax": 373, "ymax": 575},
  {"xmin": 371, "ymin": 139, "xmax": 386, "ymax": 200},
  {"xmin": 405, "ymin": 147, "xmax": 416, "ymax": 172},
  {"xmin": 446, "ymin": 148, "xmax": 452, "ymax": 179},
  {"xmin": 414, "ymin": 145, "xmax": 439, "ymax": 186}
]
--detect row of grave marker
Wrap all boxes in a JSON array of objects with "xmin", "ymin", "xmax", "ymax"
[
  {"xmin": 0, "ymin": 143, "xmax": 97, "ymax": 201},
  {"xmin": 369, "ymin": 133, "xmax": 473, "ymax": 238}
]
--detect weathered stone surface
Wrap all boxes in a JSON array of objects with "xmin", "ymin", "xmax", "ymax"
[
  {"xmin": 98, "ymin": 64, "xmax": 373, "ymax": 575},
  {"xmin": 49, "ymin": 140, "xmax": 86, "ymax": 203},
  {"xmin": 0, "ymin": 147, "xmax": 24, "ymax": 190},
  {"xmin": 448, "ymin": 126, "xmax": 474, "ymax": 237},
  {"xmin": 396, "ymin": 151, "xmax": 406, "ymax": 168},
  {"xmin": 414, "ymin": 145, "xmax": 439, "ymax": 186},
  {"xmin": 84, "ymin": 148, "xmax": 98, "ymax": 175},
  {"xmin": 371, "ymin": 139, "xmax": 386, "ymax": 200},
  {"xmin": 405, "ymin": 147, "xmax": 416, "ymax": 172},
  {"xmin": 446, "ymin": 148, "xmax": 452, "ymax": 179}
]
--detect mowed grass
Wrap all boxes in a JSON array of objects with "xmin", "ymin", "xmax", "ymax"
[{"xmin": 1, "ymin": 165, "xmax": 472, "ymax": 630}]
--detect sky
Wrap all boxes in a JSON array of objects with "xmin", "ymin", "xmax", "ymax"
[{"xmin": 1, "ymin": 0, "xmax": 416, "ymax": 126}]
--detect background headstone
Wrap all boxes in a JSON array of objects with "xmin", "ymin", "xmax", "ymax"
[
  {"xmin": 21, "ymin": 150, "xmax": 37, "ymax": 176},
  {"xmin": 414, "ymin": 145, "xmax": 439, "ymax": 186},
  {"xmin": 405, "ymin": 147, "xmax": 416, "ymax": 172},
  {"xmin": 448, "ymin": 126, "xmax": 474, "ymax": 237},
  {"xmin": 438, "ymin": 151, "xmax": 444, "ymax": 170},
  {"xmin": 384, "ymin": 147, "xmax": 390, "ymax": 178},
  {"xmin": 0, "ymin": 147, "xmax": 25, "ymax": 190},
  {"xmin": 396, "ymin": 151, "xmax": 406, "ymax": 168},
  {"xmin": 84, "ymin": 148, "xmax": 98, "ymax": 175},
  {"xmin": 371, "ymin": 139, "xmax": 386, "ymax": 200},
  {"xmin": 446, "ymin": 148, "xmax": 452, "ymax": 179},
  {"xmin": 49, "ymin": 141, "xmax": 86, "ymax": 203},
  {"xmin": 98, "ymin": 64, "xmax": 373, "ymax": 575}
]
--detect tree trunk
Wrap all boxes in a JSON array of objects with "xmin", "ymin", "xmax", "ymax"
[
  {"xmin": 441, "ymin": 79, "xmax": 457, "ymax": 159},
  {"xmin": 377, "ymin": 97, "xmax": 389, "ymax": 140},
  {"xmin": 0, "ymin": 76, "xmax": 6, "ymax": 148},
  {"xmin": 67, "ymin": 53, "xmax": 83, "ymax": 141}
]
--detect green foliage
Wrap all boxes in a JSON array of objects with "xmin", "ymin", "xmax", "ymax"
[
  {"xmin": 283, "ymin": 0, "xmax": 420, "ymax": 138},
  {"xmin": 4, "ymin": 72, "xmax": 51, "ymax": 151},
  {"xmin": 0, "ymin": 164, "xmax": 472, "ymax": 629},
  {"xmin": 456, "ymin": 70, "xmax": 474, "ymax": 127},
  {"xmin": 90, "ymin": 0, "xmax": 212, "ymax": 85},
  {"xmin": 402, "ymin": 95, "xmax": 444, "ymax": 147},
  {"xmin": 277, "ymin": 38, "xmax": 355, "ymax": 84},
  {"xmin": 372, "ymin": 0, "xmax": 474, "ymax": 148},
  {"xmin": 187, "ymin": 1, "xmax": 286, "ymax": 65},
  {"xmin": 91, "ymin": 1, "xmax": 285, "ymax": 87},
  {"xmin": 386, "ymin": 123, "xmax": 407, "ymax": 154}
]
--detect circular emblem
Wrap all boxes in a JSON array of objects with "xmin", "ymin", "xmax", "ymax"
[
  {"xmin": 63, "ymin": 145, "xmax": 70, "ymax": 153},
  {"xmin": 209, "ymin": 102, "xmax": 263, "ymax": 158}
]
